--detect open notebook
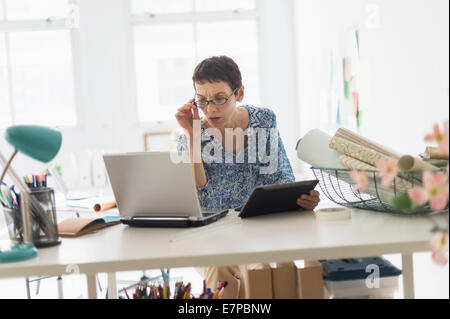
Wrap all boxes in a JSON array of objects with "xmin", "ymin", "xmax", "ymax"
[{"xmin": 58, "ymin": 216, "xmax": 121, "ymax": 237}]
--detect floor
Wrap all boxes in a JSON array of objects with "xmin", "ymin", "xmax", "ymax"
[{"xmin": 0, "ymin": 252, "xmax": 447, "ymax": 299}]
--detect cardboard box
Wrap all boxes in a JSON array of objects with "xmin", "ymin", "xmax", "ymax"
[
  {"xmin": 296, "ymin": 260, "xmax": 325, "ymax": 299},
  {"xmin": 244, "ymin": 263, "xmax": 273, "ymax": 299},
  {"xmin": 271, "ymin": 262, "xmax": 298, "ymax": 299}
]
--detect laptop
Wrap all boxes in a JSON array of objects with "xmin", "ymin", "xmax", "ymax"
[
  {"xmin": 102, "ymin": 152, "xmax": 229, "ymax": 227},
  {"xmin": 48, "ymin": 164, "xmax": 99, "ymax": 200}
]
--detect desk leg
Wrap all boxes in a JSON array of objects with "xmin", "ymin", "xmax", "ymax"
[
  {"xmin": 57, "ymin": 276, "xmax": 64, "ymax": 299},
  {"xmin": 402, "ymin": 253, "xmax": 415, "ymax": 299},
  {"xmin": 86, "ymin": 273, "xmax": 98, "ymax": 299},
  {"xmin": 107, "ymin": 272, "xmax": 118, "ymax": 299}
]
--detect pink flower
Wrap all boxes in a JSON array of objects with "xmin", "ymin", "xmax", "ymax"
[
  {"xmin": 376, "ymin": 158, "xmax": 398, "ymax": 187},
  {"xmin": 425, "ymin": 121, "xmax": 449, "ymax": 156},
  {"xmin": 350, "ymin": 170, "xmax": 368, "ymax": 192},
  {"xmin": 408, "ymin": 187, "xmax": 427, "ymax": 206},
  {"xmin": 423, "ymin": 171, "xmax": 449, "ymax": 211},
  {"xmin": 409, "ymin": 171, "xmax": 449, "ymax": 211},
  {"xmin": 430, "ymin": 232, "xmax": 449, "ymax": 266}
]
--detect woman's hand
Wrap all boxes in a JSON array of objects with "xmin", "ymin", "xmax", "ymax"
[
  {"xmin": 296, "ymin": 190, "xmax": 320, "ymax": 211},
  {"xmin": 175, "ymin": 98, "xmax": 200, "ymax": 136}
]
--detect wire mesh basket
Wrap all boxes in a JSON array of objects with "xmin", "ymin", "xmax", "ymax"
[{"xmin": 311, "ymin": 167, "xmax": 449, "ymax": 216}]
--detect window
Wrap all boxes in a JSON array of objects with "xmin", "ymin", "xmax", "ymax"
[
  {"xmin": 131, "ymin": 0, "xmax": 260, "ymax": 122},
  {"xmin": 132, "ymin": 0, "xmax": 256, "ymax": 14},
  {"xmin": 4, "ymin": 0, "xmax": 68, "ymax": 20},
  {"xmin": 194, "ymin": 0, "xmax": 256, "ymax": 12},
  {"xmin": 0, "ymin": 0, "xmax": 77, "ymax": 128},
  {"xmin": 132, "ymin": 0, "xmax": 193, "ymax": 14},
  {"xmin": 134, "ymin": 23, "xmax": 196, "ymax": 121}
]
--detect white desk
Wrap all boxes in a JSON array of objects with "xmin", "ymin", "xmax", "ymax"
[{"xmin": 0, "ymin": 205, "xmax": 446, "ymax": 299}]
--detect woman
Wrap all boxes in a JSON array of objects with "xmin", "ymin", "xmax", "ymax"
[{"xmin": 175, "ymin": 56, "xmax": 320, "ymax": 298}]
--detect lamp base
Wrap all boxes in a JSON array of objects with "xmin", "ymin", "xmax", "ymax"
[{"xmin": 0, "ymin": 243, "xmax": 38, "ymax": 263}]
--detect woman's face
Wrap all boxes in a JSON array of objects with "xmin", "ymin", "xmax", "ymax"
[{"xmin": 194, "ymin": 81, "xmax": 243, "ymax": 128}]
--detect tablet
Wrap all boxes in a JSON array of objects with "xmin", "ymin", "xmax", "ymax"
[{"xmin": 238, "ymin": 180, "xmax": 319, "ymax": 219}]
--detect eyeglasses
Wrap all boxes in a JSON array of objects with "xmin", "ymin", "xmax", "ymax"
[{"xmin": 193, "ymin": 88, "xmax": 238, "ymax": 109}]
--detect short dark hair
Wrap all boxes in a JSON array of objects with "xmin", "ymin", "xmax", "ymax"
[{"xmin": 192, "ymin": 56, "xmax": 242, "ymax": 94}]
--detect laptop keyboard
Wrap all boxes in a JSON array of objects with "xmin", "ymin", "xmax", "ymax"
[{"xmin": 201, "ymin": 211, "xmax": 216, "ymax": 217}]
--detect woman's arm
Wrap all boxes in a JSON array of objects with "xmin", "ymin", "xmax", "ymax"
[
  {"xmin": 187, "ymin": 133, "xmax": 208, "ymax": 188},
  {"xmin": 254, "ymin": 108, "xmax": 320, "ymax": 210},
  {"xmin": 175, "ymin": 100, "xmax": 208, "ymax": 188},
  {"xmin": 177, "ymin": 132, "xmax": 214, "ymax": 209}
]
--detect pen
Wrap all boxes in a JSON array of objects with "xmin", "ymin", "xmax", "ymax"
[
  {"xmin": 9, "ymin": 186, "xmax": 18, "ymax": 206},
  {"xmin": 151, "ymin": 285, "xmax": 156, "ymax": 299},
  {"xmin": 183, "ymin": 283, "xmax": 191, "ymax": 299},
  {"xmin": 1, "ymin": 186, "xmax": 13, "ymax": 208},
  {"xmin": 25, "ymin": 175, "xmax": 31, "ymax": 188},
  {"xmin": 158, "ymin": 284, "xmax": 163, "ymax": 299},
  {"xmin": 174, "ymin": 282, "xmax": 180, "ymax": 299},
  {"xmin": 0, "ymin": 192, "xmax": 8, "ymax": 207},
  {"xmin": 218, "ymin": 286, "xmax": 226, "ymax": 299},
  {"xmin": 177, "ymin": 284, "xmax": 185, "ymax": 299},
  {"xmin": 123, "ymin": 287, "xmax": 130, "ymax": 299},
  {"xmin": 167, "ymin": 282, "xmax": 171, "ymax": 299}
]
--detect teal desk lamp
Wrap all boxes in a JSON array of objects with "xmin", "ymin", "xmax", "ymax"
[{"xmin": 0, "ymin": 125, "xmax": 62, "ymax": 263}]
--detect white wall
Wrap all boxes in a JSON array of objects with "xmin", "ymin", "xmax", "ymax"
[
  {"xmin": 295, "ymin": 0, "xmax": 449, "ymax": 159},
  {"xmin": 257, "ymin": 0, "xmax": 300, "ymax": 173}
]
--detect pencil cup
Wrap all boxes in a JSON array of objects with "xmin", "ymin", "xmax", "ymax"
[
  {"xmin": 3, "ymin": 206, "xmax": 23, "ymax": 245},
  {"xmin": 3, "ymin": 188, "xmax": 61, "ymax": 248},
  {"xmin": 28, "ymin": 187, "xmax": 61, "ymax": 248}
]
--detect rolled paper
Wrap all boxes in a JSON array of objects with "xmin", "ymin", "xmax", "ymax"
[
  {"xmin": 338, "ymin": 154, "xmax": 377, "ymax": 171},
  {"xmin": 397, "ymin": 155, "xmax": 439, "ymax": 172},
  {"xmin": 425, "ymin": 146, "xmax": 449, "ymax": 160},
  {"xmin": 335, "ymin": 128, "xmax": 402, "ymax": 159},
  {"xmin": 93, "ymin": 200, "xmax": 117, "ymax": 212},
  {"xmin": 296, "ymin": 129, "xmax": 344, "ymax": 169},
  {"xmin": 338, "ymin": 155, "xmax": 415, "ymax": 194},
  {"xmin": 329, "ymin": 136, "xmax": 390, "ymax": 166}
]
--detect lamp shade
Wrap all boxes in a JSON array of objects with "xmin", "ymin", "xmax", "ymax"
[{"xmin": 5, "ymin": 125, "xmax": 62, "ymax": 163}]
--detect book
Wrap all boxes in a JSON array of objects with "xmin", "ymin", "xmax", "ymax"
[{"xmin": 58, "ymin": 216, "xmax": 121, "ymax": 237}]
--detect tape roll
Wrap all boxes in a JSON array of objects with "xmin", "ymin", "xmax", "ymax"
[{"xmin": 315, "ymin": 207, "xmax": 351, "ymax": 221}]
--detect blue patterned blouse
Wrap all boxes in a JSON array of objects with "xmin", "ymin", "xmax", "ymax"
[{"xmin": 177, "ymin": 105, "xmax": 295, "ymax": 211}]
